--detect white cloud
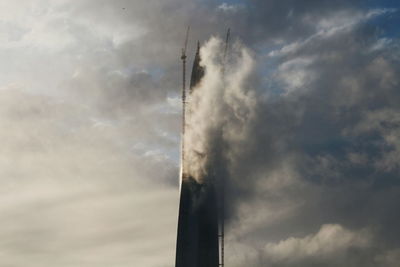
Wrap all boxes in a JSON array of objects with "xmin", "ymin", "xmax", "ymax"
[
  {"xmin": 346, "ymin": 108, "xmax": 400, "ymax": 171},
  {"xmin": 217, "ymin": 3, "xmax": 242, "ymax": 13},
  {"xmin": 276, "ymin": 56, "xmax": 315, "ymax": 93},
  {"xmin": 269, "ymin": 8, "xmax": 397, "ymax": 58},
  {"xmin": 264, "ymin": 224, "xmax": 370, "ymax": 262}
]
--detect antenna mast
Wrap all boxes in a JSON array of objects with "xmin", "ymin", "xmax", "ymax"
[
  {"xmin": 223, "ymin": 28, "xmax": 230, "ymax": 62},
  {"xmin": 219, "ymin": 28, "xmax": 230, "ymax": 267},
  {"xmin": 180, "ymin": 26, "xmax": 190, "ymax": 177}
]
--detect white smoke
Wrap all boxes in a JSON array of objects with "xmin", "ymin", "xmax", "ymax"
[
  {"xmin": 184, "ymin": 37, "xmax": 256, "ymax": 182},
  {"xmin": 183, "ymin": 36, "xmax": 257, "ymax": 183}
]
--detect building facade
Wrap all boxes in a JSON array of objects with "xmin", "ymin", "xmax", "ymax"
[{"xmin": 175, "ymin": 43, "xmax": 220, "ymax": 267}]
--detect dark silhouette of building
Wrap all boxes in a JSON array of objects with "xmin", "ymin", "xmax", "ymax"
[{"xmin": 175, "ymin": 42, "xmax": 220, "ymax": 267}]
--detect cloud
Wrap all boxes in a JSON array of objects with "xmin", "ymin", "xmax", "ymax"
[
  {"xmin": 375, "ymin": 248, "xmax": 400, "ymax": 267},
  {"xmin": 264, "ymin": 224, "xmax": 370, "ymax": 260},
  {"xmin": 0, "ymin": 87, "xmax": 178, "ymax": 266},
  {"xmin": 177, "ymin": 3, "xmax": 400, "ymax": 267},
  {"xmin": 0, "ymin": 0, "xmax": 400, "ymax": 266},
  {"xmin": 184, "ymin": 37, "xmax": 256, "ymax": 182},
  {"xmin": 227, "ymin": 224, "xmax": 373, "ymax": 267},
  {"xmin": 217, "ymin": 3, "xmax": 243, "ymax": 13}
]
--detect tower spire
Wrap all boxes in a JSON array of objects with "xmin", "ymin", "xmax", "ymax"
[
  {"xmin": 189, "ymin": 40, "xmax": 204, "ymax": 92},
  {"xmin": 180, "ymin": 26, "xmax": 190, "ymax": 182},
  {"xmin": 176, "ymin": 29, "xmax": 231, "ymax": 267},
  {"xmin": 218, "ymin": 28, "xmax": 230, "ymax": 267}
]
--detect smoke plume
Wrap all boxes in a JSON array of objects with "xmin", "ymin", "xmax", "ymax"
[
  {"xmin": 186, "ymin": 15, "xmax": 400, "ymax": 267},
  {"xmin": 184, "ymin": 37, "xmax": 256, "ymax": 184}
]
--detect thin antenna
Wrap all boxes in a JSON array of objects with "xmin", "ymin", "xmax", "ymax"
[
  {"xmin": 180, "ymin": 26, "xmax": 190, "ymax": 182},
  {"xmin": 219, "ymin": 28, "xmax": 230, "ymax": 267},
  {"xmin": 223, "ymin": 28, "xmax": 230, "ymax": 61}
]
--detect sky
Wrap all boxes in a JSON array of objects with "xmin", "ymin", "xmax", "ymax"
[{"xmin": 0, "ymin": 0, "xmax": 400, "ymax": 266}]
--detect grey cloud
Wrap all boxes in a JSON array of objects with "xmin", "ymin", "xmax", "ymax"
[
  {"xmin": 215, "ymin": 8, "xmax": 400, "ymax": 267},
  {"xmin": 0, "ymin": 87, "xmax": 178, "ymax": 266}
]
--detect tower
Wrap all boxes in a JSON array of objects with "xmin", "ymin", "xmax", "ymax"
[
  {"xmin": 176, "ymin": 30, "xmax": 230, "ymax": 267},
  {"xmin": 175, "ymin": 41, "xmax": 220, "ymax": 267}
]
